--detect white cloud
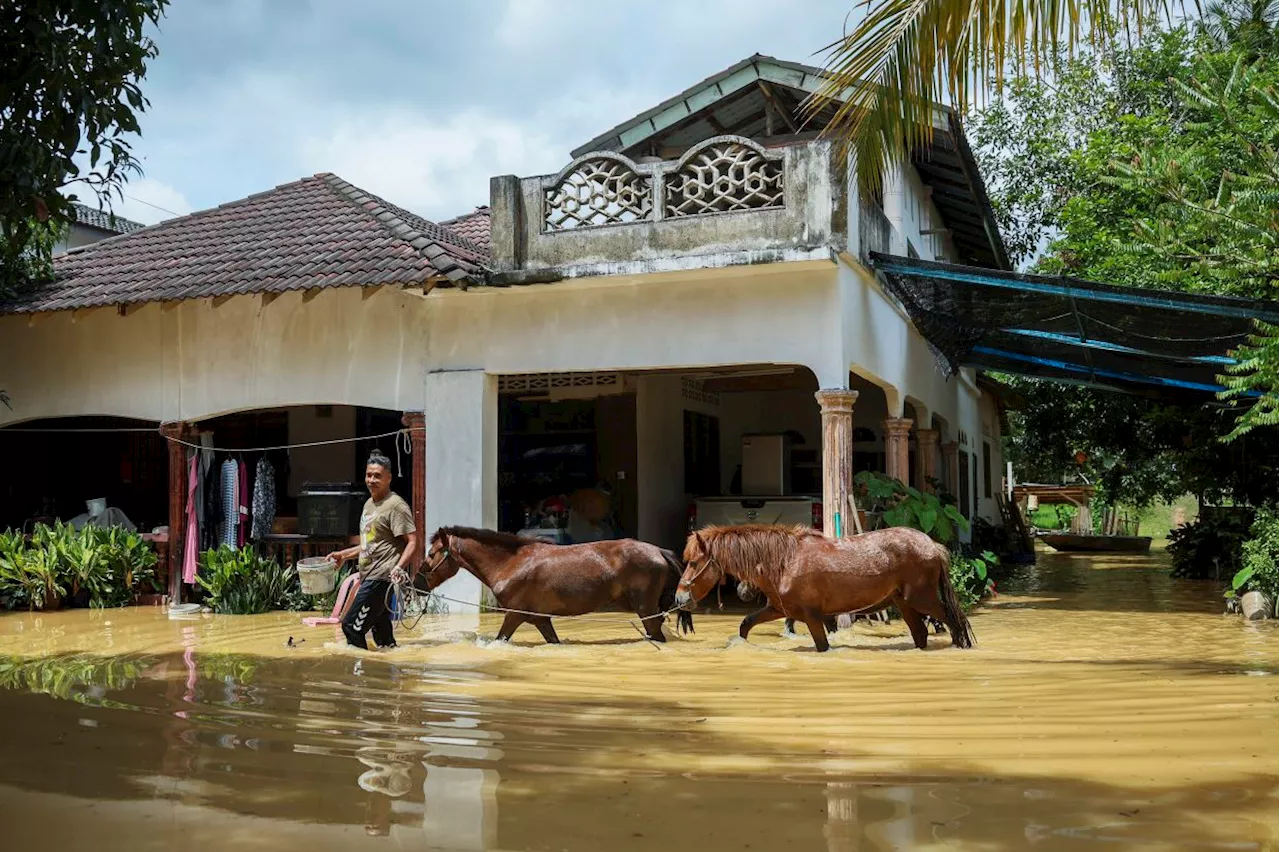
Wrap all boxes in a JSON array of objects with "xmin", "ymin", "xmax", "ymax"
[
  {"xmin": 299, "ymin": 106, "xmax": 567, "ymax": 220},
  {"xmin": 112, "ymin": 177, "xmax": 195, "ymax": 225}
]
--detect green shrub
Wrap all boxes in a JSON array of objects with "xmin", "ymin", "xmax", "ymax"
[
  {"xmin": 1231, "ymin": 510, "xmax": 1278, "ymax": 602},
  {"xmin": 1168, "ymin": 512, "xmax": 1252, "ymax": 580},
  {"xmin": 949, "ymin": 550, "xmax": 998, "ymax": 610},
  {"xmin": 0, "ymin": 523, "xmax": 158, "ymax": 610},
  {"xmin": 855, "ymin": 471, "xmax": 969, "ymax": 545},
  {"xmin": 196, "ymin": 546, "xmax": 306, "ymax": 615},
  {"xmin": 0, "ymin": 529, "xmax": 63, "ymax": 610}
]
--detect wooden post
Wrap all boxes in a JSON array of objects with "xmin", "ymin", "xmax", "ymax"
[
  {"xmin": 815, "ymin": 390, "xmax": 858, "ymax": 539},
  {"xmin": 402, "ymin": 411, "xmax": 426, "ymax": 571},
  {"xmin": 883, "ymin": 418, "xmax": 913, "ymax": 485},
  {"xmin": 941, "ymin": 441, "xmax": 959, "ymax": 496},
  {"xmin": 160, "ymin": 422, "xmax": 190, "ymax": 603},
  {"xmin": 916, "ymin": 428, "xmax": 940, "ymax": 492}
]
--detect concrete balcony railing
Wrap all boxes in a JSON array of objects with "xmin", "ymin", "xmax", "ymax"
[{"xmin": 488, "ymin": 136, "xmax": 846, "ymax": 284}]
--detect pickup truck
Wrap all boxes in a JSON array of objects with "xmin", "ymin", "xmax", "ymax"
[{"xmin": 688, "ymin": 495, "xmax": 823, "ymax": 533}]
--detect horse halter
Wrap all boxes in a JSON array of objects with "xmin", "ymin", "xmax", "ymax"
[
  {"xmin": 425, "ymin": 537, "xmax": 456, "ymax": 577},
  {"xmin": 679, "ymin": 554, "xmax": 725, "ymax": 609}
]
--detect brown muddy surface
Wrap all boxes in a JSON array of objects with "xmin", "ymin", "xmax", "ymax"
[{"xmin": 0, "ymin": 549, "xmax": 1275, "ymax": 851}]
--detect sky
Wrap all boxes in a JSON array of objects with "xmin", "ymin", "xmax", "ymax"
[{"xmin": 103, "ymin": 0, "xmax": 865, "ymax": 226}]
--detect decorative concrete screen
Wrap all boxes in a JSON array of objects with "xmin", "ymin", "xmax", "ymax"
[
  {"xmin": 541, "ymin": 136, "xmax": 785, "ymax": 232},
  {"xmin": 543, "ymin": 154, "xmax": 652, "ymax": 231},
  {"xmin": 664, "ymin": 138, "xmax": 784, "ymax": 217}
]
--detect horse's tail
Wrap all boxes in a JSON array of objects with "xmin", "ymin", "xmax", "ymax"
[
  {"xmin": 936, "ymin": 544, "xmax": 975, "ymax": 649},
  {"xmin": 659, "ymin": 548, "xmax": 694, "ymax": 635}
]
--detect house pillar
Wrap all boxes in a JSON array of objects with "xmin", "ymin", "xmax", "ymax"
[
  {"xmin": 425, "ymin": 370, "xmax": 497, "ymax": 617},
  {"xmin": 401, "ymin": 411, "xmax": 426, "ymax": 572},
  {"xmin": 883, "ymin": 418, "xmax": 913, "ymax": 485},
  {"xmin": 815, "ymin": 389, "xmax": 858, "ymax": 538},
  {"xmin": 160, "ymin": 421, "xmax": 192, "ymax": 603},
  {"xmin": 916, "ymin": 428, "xmax": 940, "ymax": 493},
  {"xmin": 941, "ymin": 441, "xmax": 959, "ymax": 496}
]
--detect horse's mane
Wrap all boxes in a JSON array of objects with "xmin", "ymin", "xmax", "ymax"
[
  {"xmin": 436, "ymin": 526, "xmax": 535, "ymax": 552},
  {"xmin": 693, "ymin": 525, "xmax": 819, "ymax": 586}
]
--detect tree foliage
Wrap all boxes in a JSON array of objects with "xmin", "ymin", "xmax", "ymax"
[
  {"xmin": 970, "ymin": 22, "xmax": 1278, "ymax": 504},
  {"xmin": 0, "ymin": 0, "xmax": 169, "ymax": 293}
]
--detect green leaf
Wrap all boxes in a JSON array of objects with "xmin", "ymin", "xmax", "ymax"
[
  {"xmin": 918, "ymin": 507, "xmax": 938, "ymax": 535},
  {"xmin": 1231, "ymin": 565, "xmax": 1256, "ymax": 591}
]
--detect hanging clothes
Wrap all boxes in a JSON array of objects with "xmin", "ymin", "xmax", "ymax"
[
  {"xmin": 237, "ymin": 458, "xmax": 249, "ymax": 548},
  {"xmin": 220, "ymin": 459, "xmax": 238, "ymax": 547},
  {"xmin": 182, "ymin": 452, "xmax": 200, "ymax": 584},
  {"xmin": 251, "ymin": 456, "xmax": 277, "ymax": 540},
  {"xmin": 193, "ymin": 451, "xmax": 205, "ymax": 551},
  {"xmin": 204, "ymin": 454, "xmax": 223, "ymax": 549}
]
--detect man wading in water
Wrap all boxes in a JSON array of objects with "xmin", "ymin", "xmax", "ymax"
[{"xmin": 326, "ymin": 451, "xmax": 418, "ymax": 650}]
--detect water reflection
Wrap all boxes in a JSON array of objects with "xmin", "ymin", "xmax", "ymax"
[{"xmin": 0, "ymin": 549, "xmax": 1274, "ymax": 850}]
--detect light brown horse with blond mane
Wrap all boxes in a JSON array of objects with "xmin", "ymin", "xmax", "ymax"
[{"xmin": 673, "ymin": 524, "xmax": 974, "ymax": 652}]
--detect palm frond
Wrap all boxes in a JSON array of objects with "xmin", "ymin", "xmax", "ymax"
[{"xmin": 808, "ymin": 0, "xmax": 1176, "ymax": 192}]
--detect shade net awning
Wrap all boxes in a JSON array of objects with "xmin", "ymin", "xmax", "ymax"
[{"xmin": 869, "ymin": 253, "xmax": 1279, "ymax": 398}]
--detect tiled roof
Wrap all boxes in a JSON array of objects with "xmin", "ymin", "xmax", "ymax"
[
  {"xmin": 441, "ymin": 206, "xmax": 491, "ymax": 253},
  {"xmin": 2, "ymin": 173, "xmax": 488, "ymax": 314},
  {"xmin": 71, "ymin": 202, "xmax": 146, "ymax": 235}
]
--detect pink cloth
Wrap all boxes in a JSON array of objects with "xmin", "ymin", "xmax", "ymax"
[
  {"xmin": 236, "ymin": 459, "xmax": 249, "ymax": 548},
  {"xmin": 301, "ymin": 573, "xmax": 361, "ymax": 626},
  {"xmin": 182, "ymin": 453, "xmax": 200, "ymax": 584}
]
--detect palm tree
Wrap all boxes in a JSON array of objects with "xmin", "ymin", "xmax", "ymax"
[
  {"xmin": 1199, "ymin": 0, "xmax": 1278, "ymax": 55},
  {"xmin": 806, "ymin": 0, "xmax": 1188, "ymax": 192}
]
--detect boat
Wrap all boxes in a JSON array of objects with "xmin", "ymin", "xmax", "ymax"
[
  {"xmin": 1013, "ymin": 482, "xmax": 1151, "ymax": 553},
  {"xmin": 1038, "ymin": 532, "xmax": 1152, "ymax": 553}
]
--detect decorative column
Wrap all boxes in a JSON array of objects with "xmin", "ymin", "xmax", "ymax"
[
  {"xmin": 941, "ymin": 441, "xmax": 959, "ymax": 496},
  {"xmin": 402, "ymin": 411, "xmax": 426, "ymax": 571},
  {"xmin": 883, "ymin": 418, "xmax": 913, "ymax": 485},
  {"xmin": 815, "ymin": 390, "xmax": 858, "ymax": 538},
  {"xmin": 160, "ymin": 422, "xmax": 191, "ymax": 603},
  {"xmin": 916, "ymin": 428, "xmax": 940, "ymax": 493}
]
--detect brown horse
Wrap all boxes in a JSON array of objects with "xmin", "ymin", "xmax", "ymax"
[
  {"xmin": 420, "ymin": 527, "xmax": 693, "ymax": 644},
  {"xmin": 674, "ymin": 524, "xmax": 974, "ymax": 652}
]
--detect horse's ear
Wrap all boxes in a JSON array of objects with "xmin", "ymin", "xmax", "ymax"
[{"xmin": 693, "ymin": 530, "xmax": 706, "ymax": 552}]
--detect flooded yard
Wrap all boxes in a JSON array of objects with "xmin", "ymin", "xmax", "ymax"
[{"xmin": 0, "ymin": 549, "xmax": 1275, "ymax": 851}]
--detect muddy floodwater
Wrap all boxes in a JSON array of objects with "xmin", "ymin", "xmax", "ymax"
[{"xmin": 0, "ymin": 550, "xmax": 1275, "ymax": 851}]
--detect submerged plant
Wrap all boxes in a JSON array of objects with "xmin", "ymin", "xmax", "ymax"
[
  {"xmin": 1229, "ymin": 510, "xmax": 1279, "ymax": 603},
  {"xmin": 949, "ymin": 550, "xmax": 998, "ymax": 611},
  {"xmin": 196, "ymin": 546, "xmax": 303, "ymax": 615}
]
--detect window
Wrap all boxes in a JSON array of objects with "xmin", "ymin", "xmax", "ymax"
[
  {"xmin": 683, "ymin": 411, "xmax": 721, "ymax": 496},
  {"xmin": 982, "ymin": 441, "xmax": 993, "ymax": 499},
  {"xmin": 957, "ymin": 450, "xmax": 971, "ymax": 519}
]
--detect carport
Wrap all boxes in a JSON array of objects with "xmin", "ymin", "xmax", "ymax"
[{"xmin": 870, "ymin": 253, "xmax": 1278, "ymax": 396}]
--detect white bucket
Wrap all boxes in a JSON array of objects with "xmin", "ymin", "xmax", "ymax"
[{"xmin": 296, "ymin": 557, "xmax": 337, "ymax": 595}]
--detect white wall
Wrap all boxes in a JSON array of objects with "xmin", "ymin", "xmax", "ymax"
[
  {"xmin": 878, "ymin": 161, "xmax": 956, "ymax": 262},
  {"xmin": 424, "ymin": 370, "xmax": 497, "ymax": 616},
  {"xmin": 717, "ymin": 389, "xmax": 821, "ymax": 494},
  {"xmin": 422, "ymin": 262, "xmax": 848, "ymax": 388},
  {"xmin": 0, "ymin": 286, "xmax": 430, "ymax": 426}
]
